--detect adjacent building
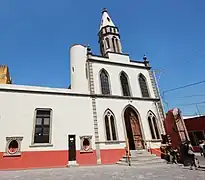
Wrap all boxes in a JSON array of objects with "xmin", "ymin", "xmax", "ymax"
[
  {"xmin": 0, "ymin": 65, "xmax": 12, "ymax": 84},
  {"xmin": 184, "ymin": 115, "xmax": 205, "ymax": 151}
]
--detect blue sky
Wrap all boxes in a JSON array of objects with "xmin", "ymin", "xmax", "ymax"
[{"xmin": 0, "ymin": 0, "xmax": 205, "ymax": 115}]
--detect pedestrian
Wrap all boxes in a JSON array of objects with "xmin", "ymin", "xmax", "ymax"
[
  {"xmin": 199, "ymin": 140, "xmax": 204, "ymax": 156},
  {"xmin": 187, "ymin": 141, "xmax": 197, "ymax": 170},
  {"xmin": 203, "ymin": 140, "xmax": 205, "ymax": 158},
  {"xmin": 182, "ymin": 141, "xmax": 189, "ymax": 166},
  {"xmin": 170, "ymin": 147, "xmax": 178, "ymax": 164}
]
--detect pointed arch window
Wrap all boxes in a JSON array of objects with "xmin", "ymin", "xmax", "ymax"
[
  {"xmin": 104, "ymin": 110, "xmax": 117, "ymax": 141},
  {"xmin": 139, "ymin": 74, "xmax": 150, "ymax": 97},
  {"xmin": 105, "ymin": 38, "xmax": 110, "ymax": 49},
  {"xmin": 148, "ymin": 112, "xmax": 160, "ymax": 139},
  {"xmin": 120, "ymin": 72, "xmax": 131, "ymax": 96},
  {"xmin": 100, "ymin": 69, "xmax": 111, "ymax": 95},
  {"xmin": 112, "ymin": 37, "xmax": 116, "ymax": 52},
  {"xmin": 115, "ymin": 38, "xmax": 120, "ymax": 53},
  {"xmin": 100, "ymin": 41, "xmax": 105, "ymax": 55}
]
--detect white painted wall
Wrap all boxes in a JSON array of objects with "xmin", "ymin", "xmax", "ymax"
[
  {"xmin": 88, "ymin": 53, "xmax": 145, "ymax": 67},
  {"xmin": 0, "ymin": 89, "xmax": 94, "ymax": 152},
  {"xmin": 92, "ymin": 59, "xmax": 155, "ymax": 98},
  {"xmin": 95, "ymin": 98, "xmax": 161, "ymax": 149},
  {"xmin": 0, "ymin": 47, "xmax": 162, "ymax": 153},
  {"xmin": 70, "ymin": 44, "xmax": 89, "ymax": 93}
]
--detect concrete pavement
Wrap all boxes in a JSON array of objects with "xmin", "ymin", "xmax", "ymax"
[{"xmin": 0, "ymin": 163, "xmax": 204, "ymax": 180}]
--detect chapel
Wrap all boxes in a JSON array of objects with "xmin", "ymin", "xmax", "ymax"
[{"xmin": 0, "ymin": 9, "xmax": 165, "ymax": 169}]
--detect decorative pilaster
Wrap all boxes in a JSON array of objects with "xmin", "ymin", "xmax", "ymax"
[
  {"xmin": 143, "ymin": 55, "xmax": 166, "ymax": 135},
  {"xmin": 149, "ymin": 70, "xmax": 166, "ymax": 135},
  {"xmin": 87, "ymin": 54, "xmax": 101, "ymax": 164}
]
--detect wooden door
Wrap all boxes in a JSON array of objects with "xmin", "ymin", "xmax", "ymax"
[{"xmin": 130, "ymin": 112, "xmax": 144, "ymax": 149}]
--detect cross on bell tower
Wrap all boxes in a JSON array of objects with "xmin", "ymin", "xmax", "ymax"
[{"xmin": 98, "ymin": 8, "xmax": 122, "ymax": 57}]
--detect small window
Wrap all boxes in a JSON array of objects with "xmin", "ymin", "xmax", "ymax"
[
  {"xmin": 104, "ymin": 110, "xmax": 118, "ymax": 141},
  {"xmin": 105, "ymin": 38, "xmax": 110, "ymax": 49},
  {"xmin": 107, "ymin": 17, "xmax": 110, "ymax": 22},
  {"xmin": 34, "ymin": 109, "xmax": 52, "ymax": 144},
  {"xmin": 148, "ymin": 112, "xmax": 160, "ymax": 139},
  {"xmin": 8, "ymin": 140, "xmax": 18, "ymax": 154},
  {"xmin": 100, "ymin": 41, "xmax": 105, "ymax": 55},
  {"xmin": 4, "ymin": 137, "xmax": 23, "ymax": 157},
  {"xmin": 112, "ymin": 37, "xmax": 116, "ymax": 52},
  {"xmin": 115, "ymin": 38, "xmax": 120, "ymax": 52},
  {"xmin": 85, "ymin": 63, "xmax": 88, "ymax": 79},
  {"xmin": 80, "ymin": 136, "xmax": 93, "ymax": 152},
  {"xmin": 83, "ymin": 138, "xmax": 90, "ymax": 151},
  {"xmin": 110, "ymin": 27, "xmax": 112, "ymax": 33}
]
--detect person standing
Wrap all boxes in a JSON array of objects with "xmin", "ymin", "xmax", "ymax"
[
  {"xmin": 203, "ymin": 140, "xmax": 205, "ymax": 158},
  {"xmin": 199, "ymin": 140, "xmax": 204, "ymax": 156},
  {"xmin": 188, "ymin": 141, "xmax": 197, "ymax": 170}
]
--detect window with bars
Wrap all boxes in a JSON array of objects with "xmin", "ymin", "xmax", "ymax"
[
  {"xmin": 148, "ymin": 112, "xmax": 160, "ymax": 139},
  {"xmin": 104, "ymin": 110, "xmax": 117, "ymax": 141},
  {"xmin": 100, "ymin": 69, "xmax": 111, "ymax": 95},
  {"xmin": 139, "ymin": 74, "xmax": 150, "ymax": 98},
  {"xmin": 120, "ymin": 72, "xmax": 131, "ymax": 96},
  {"xmin": 34, "ymin": 109, "xmax": 51, "ymax": 144}
]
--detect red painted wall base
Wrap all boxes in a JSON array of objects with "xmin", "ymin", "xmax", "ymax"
[
  {"xmin": 0, "ymin": 148, "xmax": 160, "ymax": 170},
  {"xmin": 0, "ymin": 149, "xmax": 125, "ymax": 170}
]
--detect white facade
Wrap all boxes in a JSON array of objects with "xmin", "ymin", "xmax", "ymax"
[
  {"xmin": 0, "ymin": 9, "xmax": 165, "ymax": 167},
  {"xmin": 0, "ymin": 86, "xmax": 94, "ymax": 152}
]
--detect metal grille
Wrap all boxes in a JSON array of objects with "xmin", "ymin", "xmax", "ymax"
[{"xmin": 34, "ymin": 110, "xmax": 51, "ymax": 143}]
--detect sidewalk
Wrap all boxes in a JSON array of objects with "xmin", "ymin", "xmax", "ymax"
[{"xmin": 197, "ymin": 155, "xmax": 205, "ymax": 167}]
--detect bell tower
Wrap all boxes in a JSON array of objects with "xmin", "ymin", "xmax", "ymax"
[{"xmin": 98, "ymin": 8, "xmax": 122, "ymax": 56}]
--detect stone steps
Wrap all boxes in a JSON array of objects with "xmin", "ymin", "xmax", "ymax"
[
  {"xmin": 116, "ymin": 150, "xmax": 166, "ymax": 167},
  {"xmin": 120, "ymin": 156, "xmax": 162, "ymax": 162}
]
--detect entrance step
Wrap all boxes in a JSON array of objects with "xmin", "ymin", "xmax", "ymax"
[
  {"xmin": 116, "ymin": 150, "xmax": 166, "ymax": 167},
  {"xmin": 67, "ymin": 161, "xmax": 79, "ymax": 168}
]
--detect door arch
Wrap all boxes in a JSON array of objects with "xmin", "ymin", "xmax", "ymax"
[{"xmin": 124, "ymin": 106, "xmax": 144, "ymax": 150}]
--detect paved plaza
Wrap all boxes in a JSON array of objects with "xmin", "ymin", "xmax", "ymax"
[{"xmin": 0, "ymin": 163, "xmax": 205, "ymax": 180}]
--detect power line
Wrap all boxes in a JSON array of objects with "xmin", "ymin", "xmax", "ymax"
[
  {"xmin": 162, "ymin": 80, "xmax": 205, "ymax": 95},
  {"xmin": 171, "ymin": 94, "xmax": 205, "ymax": 99},
  {"xmin": 174, "ymin": 101, "xmax": 205, "ymax": 107}
]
